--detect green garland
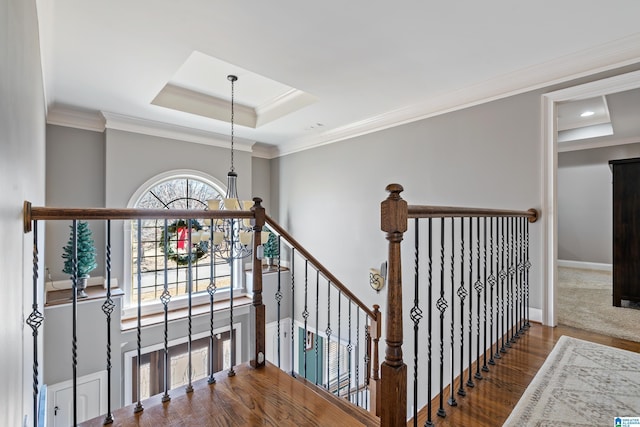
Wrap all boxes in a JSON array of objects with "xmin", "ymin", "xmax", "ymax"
[{"xmin": 159, "ymin": 219, "xmax": 209, "ymax": 265}]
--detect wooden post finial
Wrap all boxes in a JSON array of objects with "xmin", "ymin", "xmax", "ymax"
[{"xmin": 527, "ymin": 208, "xmax": 539, "ymax": 223}]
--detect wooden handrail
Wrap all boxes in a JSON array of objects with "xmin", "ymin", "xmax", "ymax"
[
  {"xmin": 408, "ymin": 205, "xmax": 539, "ymax": 222},
  {"xmin": 265, "ymin": 215, "xmax": 376, "ymax": 320},
  {"xmin": 23, "ymin": 201, "xmax": 253, "ymax": 232}
]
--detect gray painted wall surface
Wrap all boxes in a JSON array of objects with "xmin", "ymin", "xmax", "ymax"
[
  {"xmin": 558, "ymin": 142, "xmax": 640, "ymax": 263},
  {"xmin": 44, "ymin": 296, "xmax": 123, "ymax": 407},
  {"xmin": 46, "ymin": 125, "xmax": 106, "ymax": 280},
  {"xmin": 0, "ymin": 0, "xmax": 46, "ymax": 423},
  {"xmin": 251, "ymin": 157, "xmax": 272, "ymax": 213}
]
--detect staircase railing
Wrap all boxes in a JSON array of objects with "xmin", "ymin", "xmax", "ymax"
[
  {"xmin": 264, "ymin": 215, "xmax": 382, "ymax": 412},
  {"xmin": 22, "ymin": 198, "xmax": 381, "ymax": 426},
  {"xmin": 380, "ymin": 184, "xmax": 539, "ymax": 426}
]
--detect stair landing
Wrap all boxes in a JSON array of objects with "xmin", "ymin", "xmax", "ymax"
[{"xmin": 81, "ymin": 362, "xmax": 379, "ymax": 426}]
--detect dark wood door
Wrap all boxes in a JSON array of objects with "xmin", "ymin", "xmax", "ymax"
[{"xmin": 610, "ymin": 158, "xmax": 640, "ymax": 306}]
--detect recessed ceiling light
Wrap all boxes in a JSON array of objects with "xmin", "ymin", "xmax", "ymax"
[{"xmin": 580, "ymin": 111, "xmax": 595, "ymax": 117}]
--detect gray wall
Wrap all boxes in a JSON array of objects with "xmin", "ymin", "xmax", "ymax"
[
  {"xmin": 251, "ymin": 157, "xmax": 272, "ymax": 213},
  {"xmin": 276, "ymin": 91, "xmax": 543, "ymax": 314},
  {"xmin": 46, "ymin": 125, "xmax": 106, "ymax": 280},
  {"xmin": 558, "ymin": 142, "xmax": 640, "ymax": 264},
  {"xmin": 0, "ymin": 0, "xmax": 46, "ymax": 424}
]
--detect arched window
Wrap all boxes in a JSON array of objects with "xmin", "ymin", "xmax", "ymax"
[{"xmin": 129, "ymin": 172, "xmax": 231, "ymax": 306}]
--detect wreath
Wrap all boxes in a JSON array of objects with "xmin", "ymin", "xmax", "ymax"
[{"xmin": 160, "ymin": 219, "xmax": 209, "ymax": 265}]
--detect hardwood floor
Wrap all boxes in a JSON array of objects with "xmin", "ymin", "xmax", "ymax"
[
  {"xmin": 80, "ymin": 362, "xmax": 379, "ymax": 427},
  {"xmin": 79, "ymin": 324, "xmax": 640, "ymax": 427},
  {"xmin": 409, "ymin": 323, "xmax": 640, "ymax": 427}
]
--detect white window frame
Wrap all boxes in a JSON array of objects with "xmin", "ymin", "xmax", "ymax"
[{"xmin": 123, "ymin": 169, "xmax": 247, "ymax": 319}]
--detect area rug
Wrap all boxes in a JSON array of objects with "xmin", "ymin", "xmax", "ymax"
[{"xmin": 503, "ymin": 335, "xmax": 640, "ymax": 426}]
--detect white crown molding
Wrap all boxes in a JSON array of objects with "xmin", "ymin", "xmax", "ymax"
[
  {"xmin": 47, "ymin": 106, "xmax": 106, "ymax": 132},
  {"xmin": 101, "ymin": 111, "xmax": 255, "ymax": 152},
  {"xmin": 251, "ymin": 144, "xmax": 279, "ymax": 159},
  {"xmin": 557, "ymin": 136, "xmax": 640, "ymax": 153},
  {"xmin": 255, "ymin": 89, "xmax": 317, "ymax": 128},
  {"xmin": 277, "ymin": 33, "xmax": 640, "ymax": 157}
]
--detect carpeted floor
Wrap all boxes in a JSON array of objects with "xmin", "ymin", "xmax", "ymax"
[
  {"xmin": 557, "ymin": 267, "xmax": 640, "ymax": 343},
  {"xmin": 503, "ymin": 335, "xmax": 640, "ymax": 426}
]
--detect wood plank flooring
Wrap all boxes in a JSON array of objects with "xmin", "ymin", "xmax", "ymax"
[
  {"xmin": 409, "ymin": 323, "xmax": 640, "ymax": 427},
  {"xmin": 80, "ymin": 323, "xmax": 640, "ymax": 427},
  {"xmin": 80, "ymin": 362, "xmax": 379, "ymax": 427}
]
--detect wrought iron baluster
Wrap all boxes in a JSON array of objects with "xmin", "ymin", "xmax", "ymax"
[
  {"xmin": 186, "ymin": 219, "xmax": 194, "ymax": 391},
  {"xmin": 509, "ymin": 217, "xmax": 517, "ymax": 345},
  {"xmin": 506, "ymin": 217, "xmax": 514, "ymax": 347},
  {"xmin": 348, "ymin": 301, "xmax": 353, "ymax": 402},
  {"xmin": 276, "ymin": 236, "xmax": 282, "ymax": 368},
  {"xmin": 71, "ymin": 220, "xmax": 79, "ymax": 424},
  {"xmin": 457, "ymin": 217, "xmax": 467, "ymax": 397},
  {"xmin": 525, "ymin": 218, "xmax": 531, "ymax": 328},
  {"xmin": 207, "ymin": 224, "xmax": 216, "ymax": 385},
  {"xmin": 466, "ymin": 217, "xmax": 475, "ymax": 389},
  {"xmin": 134, "ymin": 219, "xmax": 143, "ymax": 413},
  {"xmin": 488, "ymin": 217, "xmax": 497, "ymax": 366},
  {"xmin": 103, "ymin": 221, "xmax": 115, "ymax": 424},
  {"xmin": 437, "ymin": 218, "xmax": 448, "ymax": 418},
  {"xmin": 474, "ymin": 217, "xmax": 483, "ymax": 380},
  {"xmin": 411, "ymin": 218, "xmax": 421, "ymax": 424},
  {"xmin": 481, "ymin": 217, "xmax": 489, "ymax": 373},
  {"xmin": 228, "ymin": 223, "xmax": 236, "ymax": 377},
  {"xmin": 515, "ymin": 217, "xmax": 522, "ymax": 337},
  {"xmin": 448, "ymin": 218, "xmax": 457, "ymax": 407},
  {"xmin": 426, "ymin": 218, "xmax": 434, "ymax": 427},
  {"xmin": 338, "ymin": 290, "xmax": 342, "ymax": 397},
  {"xmin": 356, "ymin": 307, "xmax": 360, "ymax": 407},
  {"xmin": 290, "ymin": 248, "xmax": 295, "ymax": 377},
  {"xmin": 326, "ymin": 280, "xmax": 331, "ymax": 389},
  {"xmin": 26, "ymin": 221, "xmax": 44, "ymax": 427},
  {"xmin": 499, "ymin": 217, "xmax": 507, "ymax": 354},
  {"xmin": 303, "ymin": 260, "xmax": 309, "ymax": 379},
  {"xmin": 315, "ymin": 270, "xmax": 320, "ymax": 386},
  {"xmin": 518, "ymin": 217, "xmax": 526, "ymax": 335}
]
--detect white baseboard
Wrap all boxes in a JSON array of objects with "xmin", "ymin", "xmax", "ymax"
[
  {"xmin": 528, "ymin": 307, "xmax": 542, "ymax": 323},
  {"xmin": 557, "ymin": 259, "xmax": 612, "ymax": 272}
]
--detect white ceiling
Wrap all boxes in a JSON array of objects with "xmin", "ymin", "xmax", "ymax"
[{"xmin": 38, "ymin": 1, "xmax": 640, "ymax": 157}]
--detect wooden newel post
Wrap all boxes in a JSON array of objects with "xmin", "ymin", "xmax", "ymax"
[
  {"xmin": 250, "ymin": 197, "xmax": 266, "ymax": 368},
  {"xmin": 380, "ymin": 184, "xmax": 408, "ymax": 426}
]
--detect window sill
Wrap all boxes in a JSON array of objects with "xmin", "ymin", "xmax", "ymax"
[
  {"xmin": 120, "ymin": 295, "xmax": 252, "ymax": 331},
  {"xmin": 45, "ymin": 285, "xmax": 124, "ymax": 307}
]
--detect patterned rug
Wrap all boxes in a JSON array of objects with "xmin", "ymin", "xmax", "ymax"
[{"xmin": 503, "ymin": 336, "xmax": 640, "ymax": 426}]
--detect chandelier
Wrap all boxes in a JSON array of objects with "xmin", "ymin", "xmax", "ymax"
[{"xmin": 198, "ymin": 75, "xmax": 267, "ymax": 262}]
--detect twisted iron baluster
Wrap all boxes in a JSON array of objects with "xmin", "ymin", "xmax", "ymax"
[
  {"xmin": 494, "ymin": 217, "xmax": 502, "ymax": 360},
  {"xmin": 488, "ymin": 217, "xmax": 497, "ymax": 366},
  {"xmin": 437, "ymin": 218, "xmax": 448, "ymax": 418},
  {"xmin": 356, "ymin": 307, "xmax": 360, "ymax": 407},
  {"xmin": 348, "ymin": 301, "xmax": 353, "ymax": 402},
  {"xmin": 103, "ymin": 221, "xmax": 115, "ymax": 423},
  {"xmin": 276, "ymin": 236, "xmax": 282, "ymax": 367},
  {"xmin": 338, "ymin": 290, "xmax": 342, "ymax": 397},
  {"xmin": 509, "ymin": 217, "xmax": 516, "ymax": 344},
  {"xmin": 474, "ymin": 217, "xmax": 483, "ymax": 380},
  {"xmin": 514, "ymin": 217, "xmax": 522, "ymax": 338},
  {"xmin": 457, "ymin": 218, "xmax": 467, "ymax": 397},
  {"xmin": 315, "ymin": 270, "xmax": 320, "ymax": 386},
  {"xmin": 303, "ymin": 260, "xmax": 309, "ymax": 379},
  {"xmin": 26, "ymin": 221, "xmax": 44, "ymax": 426},
  {"xmin": 71, "ymin": 220, "xmax": 79, "ymax": 424},
  {"xmin": 411, "ymin": 219, "xmax": 422, "ymax": 424},
  {"xmin": 499, "ymin": 218, "xmax": 507, "ymax": 354},
  {"xmin": 466, "ymin": 217, "xmax": 475, "ymax": 388},
  {"xmin": 518, "ymin": 218, "xmax": 526, "ymax": 335},
  {"xmin": 207, "ymin": 222, "xmax": 216, "ymax": 385},
  {"xmin": 290, "ymin": 248, "xmax": 295, "ymax": 377},
  {"xmin": 481, "ymin": 218, "xmax": 489, "ymax": 373},
  {"xmin": 448, "ymin": 218, "xmax": 457, "ymax": 407},
  {"xmin": 186, "ymin": 219, "xmax": 194, "ymax": 392},
  {"xmin": 525, "ymin": 219, "xmax": 531, "ymax": 328},
  {"xmin": 506, "ymin": 217, "xmax": 515, "ymax": 347},
  {"xmin": 134, "ymin": 219, "xmax": 143, "ymax": 413},
  {"xmin": 326, "ymin": 280, "xmax": 331, "ymax": 389},
  {"xmin": 228, "ymin": 223, "xmax": 236, "ymax": 377},
  {"xmin": 426, "ymin": 218, "xmax": 434, "ymax": 427}
]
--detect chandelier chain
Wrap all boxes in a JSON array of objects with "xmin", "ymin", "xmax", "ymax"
[{"xmin": 230, "ymin": 75, "xmax": 235, "ymax": 173}]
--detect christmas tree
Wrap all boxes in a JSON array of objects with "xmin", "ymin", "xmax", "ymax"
[
  {"xmin": 263, "ymin": 226, "xmax": 279, "ymax": 260},
  {"xmin": 62, "ymin": 221, "xmax": 98, "ymax": 278}
]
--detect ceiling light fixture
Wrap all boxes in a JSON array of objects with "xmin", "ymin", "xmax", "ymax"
[
  {"xmin": 202, "ymin": 75, "xmax": 266, "ymax": 262},
  {"xmin": 580, "ymin": 111, "xmax": 595, "ymax": 117}
]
